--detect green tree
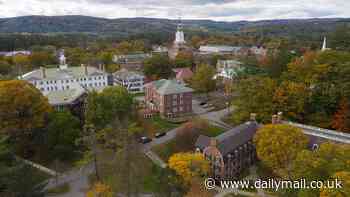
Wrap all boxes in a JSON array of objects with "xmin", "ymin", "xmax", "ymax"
[
  {"xmin": 86, "ymin": 87, "xmax": 133, "ymax": 129},
  {"xmin": 0, "ymin": 60, "xmax": 12, "ymax": 75},
  {"xmin": 144, "ymin": 54, "xmax": 172, "ymax": 80},
  {"xmin": 0, "ymin": 135, "xmax": 46, "ymax": 197},
  {"xmin": 46, "ymin": 110, "xmax": 81, "ymax": 160},
  {"xmin": 191, "ymin": 64, "xmax": 216, "ymax": 95},
  {"xmin": 254, "ymin": 124, "xmax": 308, "ymax": 178}
]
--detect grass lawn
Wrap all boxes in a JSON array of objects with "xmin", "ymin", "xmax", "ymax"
[
  {"xmin": 89, "ymin": 148, "xmax": 178, "ymax": 195},
  {"xmin": 46, "ymin": 183, "xmax": 70, "ymax": 195},
  {"xmin": 141, "ymin": 115, "xmax": 180, "ymax": 137},
  {"xmin": 27, "ymin": 164, "xmax": 52, "ymax": 183},
  {"xmin": 152, "ymin": 125, "xmax": 226, "ymax": 161}
]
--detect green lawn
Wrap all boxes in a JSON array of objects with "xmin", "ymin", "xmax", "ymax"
[
  {"xmin": 141, "ymin": 115, "xmax": 180, "ymax": 137},
  {"xmin": 46, "ymin": 183, "xmax": 70, "ymax": 195}
]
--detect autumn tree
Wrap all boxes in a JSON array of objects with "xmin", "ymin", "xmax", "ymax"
[
  {"xmin": 191, "ymin": 64, "xmax": 216, "ymax": 95},
  {"xmin": 86, "ymin": 182, "xmax": 114, "ymax": 197},
  {"xmin": 168, "ymin": 152, "xmax": 210, "ymax": 183},
  {"xmin": 331, "ymin": 98, "xmax": 350, "ymax": 133},
  {"xmin": 13, "ymin": 54, "xmax": 30, "ymax": 74},
  {"xmin": 0, "ymin": 80, "xmax": 51, "ymax": 154},
  {"xmin": 273, "ymin": 81, "xmax": 309, "ymax": 121},
  {"xmin": 185, "ymin": 180, "xmax": 214, "ymax": 197},
  {"xmin": 173, "ymin": 51, "xmax": 194, "ymax": 68},
  {"xmin": 320, "ymin": 171, "xmax": 350, "ymax": 197},
  {"xmin": 231, "ymin": 76, "xmax": 277, "ymax": 124},
  {"xmin": 292, "ymin": 143, "xmax": 350, "ymax": 197},
  {"xmin": 254, "ymin": 124, "xmax": 308, "ymax": 178},
  {"xmin": 29, "ymin": 51, "xmax": 56, "ymax": 67}
]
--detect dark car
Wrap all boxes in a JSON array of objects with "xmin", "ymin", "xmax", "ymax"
[
  {"xmin": 155, "ymin": 132, "xmax": 167, "ymax": 138},
  {"xmin": 139, "ymin": 137, "xmax": 152, "ymax": 144},
  {"xmin": 200, "ymin": 102, "xmax": 207, "ymax": 106}
]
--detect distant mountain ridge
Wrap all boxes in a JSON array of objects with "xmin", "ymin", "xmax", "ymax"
[{"xmin": 0, "ymin": 15, "xmax": 349, "ymax": 37}]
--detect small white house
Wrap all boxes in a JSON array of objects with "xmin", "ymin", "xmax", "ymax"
[{"xmin": 113, "ymin": 69, "xmax": 145, "ymax": 93}]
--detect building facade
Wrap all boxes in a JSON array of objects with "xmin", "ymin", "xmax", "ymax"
[
  {"xmin": 20, "ymin": 51, "xmax": 108, "ymax": 108},
  {"xmin": 113, "ymin": 69, "xmax": 145, "ymax": 93},
  {"xmin": 145, "ymin": 79, "xmax": 193, "ymax": 118},
  {"xmin": 195, "ymin": 120, "xmax": 259, "ymax": 180},
  {"xmin": 215, "ymin": 60, "xmax": 244, "ymax": 80},
  {"xmin": 196, "ymin": 112, "xmax": 350, "ymax": 180}
]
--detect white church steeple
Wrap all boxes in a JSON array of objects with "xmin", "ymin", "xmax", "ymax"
[
  {"xmin": 174, "ymin": 20, "xmax": 186, "ymax": 45},
  {"xmin": 59, "ymin": 49, "xmax": 68, "ymax": 69},
  {"xmin": 322, "ymin": 37, "xmax": 329, "ymax": 51}
]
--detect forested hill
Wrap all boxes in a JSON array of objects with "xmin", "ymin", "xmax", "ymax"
[{"xmin": 0, "ymin": 15, "xmax": 349, "ymax": 37}]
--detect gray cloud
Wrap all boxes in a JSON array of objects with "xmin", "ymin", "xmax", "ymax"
[{"xmin": 0, "ymin": 0, "xmax": 349, "ymax": 21}]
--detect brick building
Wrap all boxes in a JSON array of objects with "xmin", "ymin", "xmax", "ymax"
[{"xmin": 145, "ymin": 79, "xmax": 193, "ymax": 118}]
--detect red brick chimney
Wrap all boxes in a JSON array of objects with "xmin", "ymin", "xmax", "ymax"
[
  {"xmin": 41, "ymin": 67, "xmax": 46, "ymax": 78},
  {"xmin": 272, "ymin": 114, "xmax": 278, "ymax": 124},
  {"xmin": 277, "ymin": 112, "xmax": 283, "ymax": 123},
  {"xmin": 210, "ymin": 138, "xmax": 217, "ymax": 147},
  {"xmin": 250, "ymin": 113, "xmax": 257, "ymax": 121}
]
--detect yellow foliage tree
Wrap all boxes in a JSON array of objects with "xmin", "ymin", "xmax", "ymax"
[
  {"xmin": 320, "ymin": 171, "xmax": 350, "ymax": 197},
  {"xmin": 0, "ymin": 80, "xmax": 52, "ymax": 134},
  {"xmin": 86, "ymin": 182, "xmax": 114, "ymax": 197},
  {"xmin": 168, "ymin": 152, "xmax": 210, "ymax": 183},
  {"xmin": 254, "ymin": 124, "xmax": 308, "ymax": 178},
  {"xmin": 185, "ymin": 179, "xmax": 214, "ymax": 197}
]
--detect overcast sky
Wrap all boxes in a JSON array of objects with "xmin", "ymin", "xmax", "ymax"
[{"xmin": 0, "ymin": 0, "xmax": 349, "ymax": 21}]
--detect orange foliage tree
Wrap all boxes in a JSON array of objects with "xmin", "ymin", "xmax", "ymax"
[{"xmin": 331, "ymin": 98, "xmax": 350, "ymax": 133}]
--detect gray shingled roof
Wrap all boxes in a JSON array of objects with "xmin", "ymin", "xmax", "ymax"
[
  {"xmin": 45, "ymin": 84, "xmax": 86, "ymax": 106},
  {"xmin": 147, "ymin": 79, "xmax": 193, "ymax": 95},
  {"xmin": 113, "ymin": 69, "xmax": 144, "ymax": 79},
  {"xmin": 195, "ymin": 121, "xmax": 259, "ymax": 156},
  {"xmin": 21, "ymin": 66, "xmax": 105, "ymax": 81}
]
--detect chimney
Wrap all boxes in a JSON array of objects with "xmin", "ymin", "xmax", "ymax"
[
  {"xmin": 250, "ymin": 113, "xmax": 257, "ymax": 122},
  {"xmin": 272, "ymin": 114, "xmax": 278, "ymax": 124},
  {"xmin": 277, "ymin": 112, "xmax": 283, "ymax": 123},
  {"xmin": 84, "ymin": 64, "xmax": 88, "ymax": 75},
  {"xmin": 210, "ymin": 138, "xmax": 217, "ymax": 147},
  {"xmin": 41, "ymin": 67, "xmax": 46, "ymax": 78}
]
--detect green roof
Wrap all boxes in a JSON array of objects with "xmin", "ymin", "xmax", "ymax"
[{"xmin": 148, "ymin": 79, "xmax": 193, "ymax": 95}]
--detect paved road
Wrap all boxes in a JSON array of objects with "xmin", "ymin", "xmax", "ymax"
[
  {"xmin": 46, "ymin": 163, "xmax": 94, "ymax": 197},
  {"xmin": 200, "ymin": 107, "xmax": 234, "ymax": 129},
  {"xmin": 143, "ymin": 126, "xmax": 180, "ymax": 150}
]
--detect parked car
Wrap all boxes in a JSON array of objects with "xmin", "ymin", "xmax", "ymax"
[
  {"xmin": 155, "ymin": 132, "xmax": 167, "ymax": 138},
  {"xmin": 139, "ymin": 137, "xmax": 152, "ymax": 144},
  {"xmin": 200, "ymin": 102, "xmax": 207, "ymax": 106}
]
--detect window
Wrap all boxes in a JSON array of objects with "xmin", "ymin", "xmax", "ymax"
[{"xmin": 312, "ymin": 144, "xmax": 319, "ymax": 151}]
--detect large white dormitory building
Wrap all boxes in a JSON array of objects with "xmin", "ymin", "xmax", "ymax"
[{"xmin": 20, "ymin": 51, "xmax": 109, "ymax": 109}]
